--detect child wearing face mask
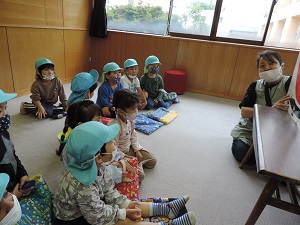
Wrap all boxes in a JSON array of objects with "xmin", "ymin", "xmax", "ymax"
[
  {"xmin": 0, "ymin": 173, "xmax": 22, "ymax": 225},
  {"xmin": 59, "ymin": 100, "xmax": 102, "ymax": 170},
  {"xmin": 20, "ymin": 58, "xmax": 68, "ymax": 119},
  {"xmin": 96, "ymin": 62, "xmax": 124, "ymax": 118},
  {"xmin": 140, "ymin": 55, "xmax": 175, "ymax": 110},
  {"xmin": 108, "ymin": 89, "xmax": 157, "ymax": 182},
  {"xmin": 121, "ymin": 59, "xmax": 147, "ymax": 109},
  {"xmin": 53, "ymin": 121, "xmax": 196, "ymax": 225},
  {"xmin": 0, "ymin": 89, "xmax": 32, "ymax": 199},
  {"xmin": 231, "ymin": 50, "xmax": 291, "ymax": 163},
  {"xmin": 56, "ymin": 70, "xmax": 99, "ymax": 156}
]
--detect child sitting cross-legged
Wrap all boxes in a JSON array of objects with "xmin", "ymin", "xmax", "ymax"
[
  {"xmin": 53, "ymin": 121, "xmax": 196, "ymax": 225},
  {"xmin": 109, "ymin": 89, "xmax": 157, "ymax": 182}
]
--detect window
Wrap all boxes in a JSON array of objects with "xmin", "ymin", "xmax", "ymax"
[
  {"xmin": 106, "ymin": 0, "xmax": 300, "ymax": 49},
  {"xmin": 106, "ymin": 0, "xmax": 170, "ymax": 35}
]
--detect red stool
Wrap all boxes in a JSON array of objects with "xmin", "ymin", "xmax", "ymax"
[{"xmin": 164, "ymin": 69, "xmax": 187, "ymax": 95}]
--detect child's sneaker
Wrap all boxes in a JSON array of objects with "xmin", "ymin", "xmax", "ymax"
[
  {"xmin": 52, "ymin": 112, "xmax": 67, "ymax": 119},
  {"xmin": 172, "ymin": 98, "xmax": 180, "ymax": 104},
  {"xmin": 20, "ymin": 102, "xmax": 29, "ymax": 115}
]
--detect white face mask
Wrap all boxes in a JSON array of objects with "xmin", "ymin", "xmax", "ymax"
[
  {"xmin": 128, "ymin": 75, "xmax": 136, "ymax": 79},
  {"xmin": 259, "ymin": 67, "xmax": 282, "ymax": 83},
  {"xmin": 124, "ymin": 111, "xmax": 138, "ymax": 121},
  {"xmin": 0, "ymin": 195, "xmax": 22, "ymax": 225},
  {"xmin": 42, "ymin": 74, "xmax": 55, "ymax": 81}
]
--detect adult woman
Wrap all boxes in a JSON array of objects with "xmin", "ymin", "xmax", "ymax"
[{"xmin": 231, "ymin": 50, "xmax": 291, "ymax": 162}]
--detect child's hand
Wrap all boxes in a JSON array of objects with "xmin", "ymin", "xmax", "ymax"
[
  {"xmin": 12, "ymin": 183, "xmax": 31, "ymax": 199},
  {"xmin": 153, "ymin": 99, "xmax": 158, "ymax": 105},
  {"xmin": 126, "ymin": 208, "xmax": 142, "ymax": 221},
  {"xmin": 135, "ymin": 150, "xmax": 143, "ymax": 162},
  {"xmin": 128, "ymin": 201, "xmax": 140, "ymax": 209},
  {"xmin": 139, "ymin": 101, "xmax": 147, "ymax": 110},
  {"xmin": 36, "ymin": 106, "xmax": 47, "ymax": 119},
  {"xmin": 19, "ymin": 175, "xmax": 30, "ymax": 189}
]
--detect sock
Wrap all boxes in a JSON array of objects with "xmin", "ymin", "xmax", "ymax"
[
  {"xmin": 158, "ymin": 212, "xmax": 196, "ymax": 225},
  {"xmin": 152, "ymin": 195, "xmax": 189, "ymax": 219}
]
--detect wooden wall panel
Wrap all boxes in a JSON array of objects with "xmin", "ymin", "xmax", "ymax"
[
  {"xmin": 0, "ymin": 27, "xmax": 14, "ymax": 93},
  {"xmin": 176, "ymin": 40, "xmax": 239, "ymax": 97},
  {"xmin": 229, "ymin": 47, "xmax": 298, "ymax": 99},
  {"xmin": 90, "ymin": 32, "xmax": 127, "ymax": 78},
  {"xmin": 0, "ymin": 0, "xmax": 63, "ymax": 27},
  {"xmin": 7, "ymin": 28, "xmax": 65, "ymax": 95},
  {"xmin": 64, "ymin": 30, "xmax": 93, "ymax": 82},
  {"xmin": 125, "ymin": 33, "xmax": 179, "ymax": 79},
  {"xmin": 63, "ymin": 0, "xmax": 93, "ymax": 29}
]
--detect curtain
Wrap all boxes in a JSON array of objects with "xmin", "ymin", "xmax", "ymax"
[{"xmin": 90, "ymin": 0, "xmax": 107, "ymax": 38}]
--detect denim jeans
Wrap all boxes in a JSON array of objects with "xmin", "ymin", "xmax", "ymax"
[
  {"xmin": 231, "ymin": 139, "xmax": 255, "ymax": 163},
  {"xmin": 145, "ymin": 97, "xmax": 172, "ymax": 110}
]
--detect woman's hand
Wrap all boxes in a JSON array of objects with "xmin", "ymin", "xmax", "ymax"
[{"xmin": 272, "ymin": 95, "xmax": 290, "ymax": 111}]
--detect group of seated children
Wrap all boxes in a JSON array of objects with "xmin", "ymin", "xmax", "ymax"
[{"xmin": 0, "ymin": 56, "xmax": 195, "ymax": 224}]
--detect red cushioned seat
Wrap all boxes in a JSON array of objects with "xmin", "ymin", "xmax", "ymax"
[{"xmin": 164, "ymin": 69, "xmax": 187, "ymax": 95}]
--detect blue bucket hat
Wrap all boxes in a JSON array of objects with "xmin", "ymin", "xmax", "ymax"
[
  {"xmin": 0, "ymin": 173, "xmax": 9, "ymax": 200},
  {"xmin": 67, "ymin": 69, "xmax": 99, "ymax": 106},
  {"xmin": 35, "ymin": 58, "xmax": 55, "ymax": 70},
  {"xmin": 0, "ymin": 89, "xmax": 17, "ymax": 104},
  {"xmin": 66, "ymin": 121, "xmax": 120, "ymax": 185},
  {"xmin": 145, "ymin": 55, "xmax": 161, "ymax": 66},
  {"xmin": 124, "ymin": 59, "xmax": 138, "ymax": 69},
  {"xmin": 103, "ymin": 62, "xmax": 122, "ymax": 73}
]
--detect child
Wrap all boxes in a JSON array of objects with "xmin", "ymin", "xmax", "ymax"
[
  {"xmin": 96, "ymin": 62, "xmax": 123, "ymax": 117},
  {"xmin": 0, "ymin": 89, "xmax": 32, "ymax": 198},
  {"xmin": 0, "ymin": 173, "xmax": 22, "ymax": 224},
  {"xmin": 231, "ymin": 50, "xmax": 291, "ymax": 162},
  {"xmin": 140, "ymin": 55, "xmax": 175, "ymax": 110},
  {"xmin": 20, "ymin": 58, "xmax": 68, "ymax": 119},
  {"xmin": 58, "ymin": 100, "xmax": 102, "ymax": 160},
  {"xmin": 109, "ymin": 89, "xmax": 157, "ymax": 182},
  {"xmin": 67, "ymin": 69, "xmax": 99, "ymax": 106},
  {"xmin": 53, "ymin": 121, "xmax": 196, "ymax": 225},
  {"xmin": 56, "ymin": 70, "xmax": 99, "ymax": 156},
  {"xmin": 121, "ymin": 59, "xmax": 147, "ymax": 109}
]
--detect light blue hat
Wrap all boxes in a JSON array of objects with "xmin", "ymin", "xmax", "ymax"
[
  {"xmin": 145, "ymin": 55, "xmax": 161, "ymax": 66},
  {"xmin": 67, "ymin": 69, "xmax": 99, "ymax": 106},
  {"xmin": 103, "ymin": 62, "xmax": 122, "ymax": 73},
  {"xmin": 66, "ymin": 121, "xmax": 120, "ymax": 185},
  {"xmin": 35, "ymin": 58, "xmax": 54, "ymax": 70},
  {"xmin": 0, "ymin": 173, "xmax": 9, "ymax": 200},
  {"xmin": 124, "ymin": 59, "xmax": 138, "ymax": 68},
  {"xmin": 0, "ymin": 89, "xmax": 17, "ymax": 104}
]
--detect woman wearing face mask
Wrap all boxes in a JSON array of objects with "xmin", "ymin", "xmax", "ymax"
[
  {"xmin": 20, "ymin": 58, "xmax": 68, "ymax": 119},
  {"xmin": 0, "ymin": 173, "xmax": 22, "ymax": 225},
  {"xmin": 140, "ymin": 55, "xmax": 174, "ymax": 110},
  {"xmin": 231, "ymin": 50, "xmax": 291, "ymax": 163},
  {"xmin": 96, "ymin": 62, "xmax": 124, "ymax": 118},
  {"xmin": 108, "ymin": 89, "xmax": 157, "ymax": 182}
]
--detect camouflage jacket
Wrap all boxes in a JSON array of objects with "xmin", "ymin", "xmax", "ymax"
[{"xmin": 53, "ymin": 168, "xmax": 129, "ymax": 224}]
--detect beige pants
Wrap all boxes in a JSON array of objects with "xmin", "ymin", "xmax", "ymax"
[{"xmin": 127, "ymin": 147, "xmax": 157, "ymax": 182}]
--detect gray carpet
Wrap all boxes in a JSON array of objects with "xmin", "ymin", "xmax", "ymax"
[{"xmin": 6, "ymin": 83, "xmax": 300, "ymax": 224}]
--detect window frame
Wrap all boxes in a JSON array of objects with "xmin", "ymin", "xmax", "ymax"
[
  {"xmin": 106, "ymin": 0, "xmax": 278, "ymax": 46},
  {"xmin": 168, "ymin": 0, "xmax": 277, "ymax": 46}
]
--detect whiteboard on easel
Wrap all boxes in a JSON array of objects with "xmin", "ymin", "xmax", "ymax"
[{"xmin": 287, "ymin": 52, "xmax": 300, "ymax": 127}]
